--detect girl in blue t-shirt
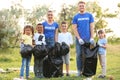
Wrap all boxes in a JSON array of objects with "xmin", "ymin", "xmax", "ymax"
[{"xmin": 98, "ymin": 30, "xmax": 107, "ymax": 78}]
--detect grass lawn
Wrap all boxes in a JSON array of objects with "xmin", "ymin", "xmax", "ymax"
[{"xmin": 0, "ymin": 44, "xmax": 120, "ymax": 80}]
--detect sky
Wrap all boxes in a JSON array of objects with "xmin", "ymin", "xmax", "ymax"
[{"xmin": 0, "ymin": 0, "xmax": 120, "ymax": 37}]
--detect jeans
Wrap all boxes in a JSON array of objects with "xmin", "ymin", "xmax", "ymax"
[
  {"xmin": 45, "ymin": 37, "xmax": 55, "ymax": 47},
  {"xmin": 20, "ymin": 57, "xmax": 31, "ymax": 77},
  {"xmin": 75, "ymin": 38, "xmax": 82, "ymax": 73},
  {"xmin": 34, "ymin": 58, "xmax": 44, "ymax": 78}
]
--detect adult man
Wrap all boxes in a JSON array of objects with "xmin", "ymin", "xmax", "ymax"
[{"xmin": 72, "ymin": 1, "xmax": 94, "ymax": 76}]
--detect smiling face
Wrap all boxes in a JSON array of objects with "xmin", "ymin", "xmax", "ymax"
[
  {"xmin": 98, "ymin": 30, "xmax": 105, "ymax": 39},
  {"xmin": 61, "ymin": 22, "xmax": 68, "ymax": 32},
  {"xmin": 78, "ymin": 1, "xmax": 86, "ymax": 13},
  {"xmin": 36, "ymin": 25, "xmax": 43, "ymax": 34},
  {"xmin": 47, "ymin": 11, "xmax": 54, "ymax": 21},
  {"xmin": 24, "ymin": 28, "xmax": 32, "ymax": 35}
]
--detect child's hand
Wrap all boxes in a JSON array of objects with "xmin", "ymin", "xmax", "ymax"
[{"xmin": 98, "ymin": 44, "xmax": 103, "ymax": 47}]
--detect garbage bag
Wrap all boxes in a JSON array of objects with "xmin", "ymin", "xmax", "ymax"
[
  {"xmin": 20, "ymin": 44, "xmax": 33, "ymax": 58},
  {"xmin": 81, "ymin": 43, "xmax": 99, "ymax": 77},
  {"xmin": 33, "ymin": 44, "xmax": 47, "ymax": 58},
  {"xmin": 61, "ymin": 42, "xmax": 69, "ymax": 56},
  {"xmin": 53, "ymin": 42, "xmax": 61, "ymax": 56}
]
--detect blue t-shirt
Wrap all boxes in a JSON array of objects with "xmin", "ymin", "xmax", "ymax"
[
  {"xmin": 72, "ymin": 12, "xmax": 94, "ymax": 42},
  {"xmin": 98, "ymin": 38, "xmax": 107, "ymax": 55},
  {"xmin": 42, "ymin": 21, "xmax": 59, "ymax": 38}
]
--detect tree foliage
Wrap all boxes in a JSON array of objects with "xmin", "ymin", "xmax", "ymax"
[
  {"xmin": 0, "ymin": 2, "xmax": 48, "ymax": 48},
  {"xmin": 25, "ymin": 5, "xmax": 48, "ymax": 27},
  {"xmin": 0, "ymin": 4, "xmax": 22, "ymax": 48}
]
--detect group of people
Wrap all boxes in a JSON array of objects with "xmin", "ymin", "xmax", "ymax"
[{"xmin": 19, "ymin": 1, "xmax": 107, "ymax": 80}]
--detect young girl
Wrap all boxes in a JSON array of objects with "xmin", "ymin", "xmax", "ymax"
[
  {"xmin": 20, "ymin": 25, "xmax": 34, "ymax": 79},
  {"xmin": 58, "ymin": 21, "xmax": 73, "ymax": 76},
  {"xmin": 98, "ymin": 30, "xmax": 107, "ymax": 78},
  {"xmin": 33, "ymin": 23, "xmax": 46, "ymax": 78}
]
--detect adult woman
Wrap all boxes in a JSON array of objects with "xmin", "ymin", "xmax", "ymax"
[{"xmin": 42, "ymin": 10, "xmax": 59, "ymax": 47}]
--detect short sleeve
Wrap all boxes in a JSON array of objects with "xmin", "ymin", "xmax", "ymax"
[
  {"xmin": 69, "ymin": 33, "xmax": 73, "ymax": 45},
  {"xmin": 58, "ymin": 33, "xmax": 62, "ymax": 43},
  {"xmin": 104, "ymin": 39, "xmax": 107, "ymax": 44},
  {"xmin": 55, "ymin": 22, "xmax": 59, "ymax": 29},
  {"xmin": 21, "ymin": 35, "xmax": 25, "ymax": 40},
  {"xmin": 72, "ymin": 15, "xmax": 77, "ymax": 24},
  {"xmin": 89, "ymin": 14, "xmax": 94, "ymax": 23}
]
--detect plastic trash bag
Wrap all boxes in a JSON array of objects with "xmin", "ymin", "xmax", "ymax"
[
  {"xmin": 33, "ymin": 44, "xmax": 47, "ymax": 58},
  {"xmin": 61, "ymin": 42, "xmax": 69, "ymax": 56},
  {"xmin": 20, "ymin": 44, "xmax": 33, "ymax": 58},
  {"xmin": 81, "ymin": 43, "xmax": 99, "ymax": 77}
]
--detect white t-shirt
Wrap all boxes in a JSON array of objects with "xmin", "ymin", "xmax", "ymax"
[
  {"xmin": 33, "ymin": 33, "xmax": 46, "ymax": 45},
  {"xmin": 58, "ymin": 32, "xmax": 73, "ymax": 46}
]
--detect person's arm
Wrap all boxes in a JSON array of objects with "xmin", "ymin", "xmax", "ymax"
[
  {"xmin": 90, "ymin": 22, "xmax": 94, "ymax": 39},
  {"xmin": 102, "ymin": 44, "xmax": 107, "ymax": 49},
  {"xmin": 72, "ymin": 24, "xmax": 80, "ymax": 40},
  {"xmin": 55, "ymin": 28, "xmax": 58, "ymax": 42}
]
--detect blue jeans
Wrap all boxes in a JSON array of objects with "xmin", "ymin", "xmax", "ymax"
[
  {"xmin": 45, "ymin": 37, "xmax": 55, "ymax": 47},
  {"xmin": 75, "ymin": 38, "xmax": 82, "ymax": 72},
  {"xmin": 20, "ymin": 57, "xmax": 31, "ymax": 77}
]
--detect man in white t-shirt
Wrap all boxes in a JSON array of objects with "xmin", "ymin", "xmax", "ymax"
[{"xmin": 58, "ymin": 21, "xmax": 73, "ymax": 76}]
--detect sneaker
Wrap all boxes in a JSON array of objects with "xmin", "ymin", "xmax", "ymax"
[
  {"xmin": 20, "ymin": 76, "xmax": 24, "ymax": 79},
  {"xmin": 26, "ymin": 76, "xmax": 30, "ymax": 79},
  {"xmin": 98, "ymin": 75, "xmax": 105, "ymax": 78},
  {"xmin": 77, "ymin": 71, "xmax": 81, "ymax": 76},
  {"xmin": 86, "ymin": 77, "xmax": 92, "ymax": 80},
  {"xmin": 66, "ymin": 73, "xmax": 70, "ymax": 76}
]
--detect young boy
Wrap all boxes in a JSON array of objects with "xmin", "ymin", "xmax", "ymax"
[
  {"xmin": 33, "ymin": 23, "xmax": 46, "ymax": 78},
  {"xmin": 58, "ymin": 21, "xmax": 73, "ymax": 76}
]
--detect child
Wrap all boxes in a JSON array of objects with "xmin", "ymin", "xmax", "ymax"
[
  {"xmin": 20, "ymin": 25, "xmax": 34, "ymax": 79},
  {"xmin": 33, "ymin": 23, "xmax": 46, "ymax": 78},
  {"xmin": 58, "ymin": 21, "xmax": 73, "ymax": 76},
  {"xmin": 98, "ymin": 30, "xmax": 107, "ymax": 78}
]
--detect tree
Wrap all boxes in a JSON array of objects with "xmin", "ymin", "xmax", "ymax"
[
  {"xmin": 25, "ymin": 5, "xmax": 48, "ymax": 27},
  {"xmin": 0, "ymin": 4, "xmax": 22, "ymax": 48}
]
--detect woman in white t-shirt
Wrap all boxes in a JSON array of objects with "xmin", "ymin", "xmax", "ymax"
[{"xmin": 58, "ymin": 21, "xmax": 73, "ymax": 76}]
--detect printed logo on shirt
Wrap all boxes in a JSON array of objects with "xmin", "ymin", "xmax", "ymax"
[
  {"xmin": 78, "ymin": 17, "xmax": 89, "ymax": 21},
  {"xmin": 45, "ymin": 26, "xmax": 55, "ymax": 30},
  {"xmin": 38, "ymin": 35, "xmax": 44, "ymax": 41}
]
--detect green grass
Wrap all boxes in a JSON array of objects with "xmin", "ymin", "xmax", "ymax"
[{"xmin": 0, "ymin": 44, "xmax": 120, "ymax": 80}]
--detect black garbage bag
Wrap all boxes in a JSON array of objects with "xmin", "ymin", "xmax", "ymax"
[
  {"xmin": 43, "ymin": 56, "xmax": 63, "ymax": 78},
  {"xmin": 61, "ymin": 42, "xmax": 69, "ymax": 56},
  {"xmin": 46, "ymin": 45, "xmax": 54, "ymax": 56},
  {"xmin": 20, "ymin": 44, "xmax": 33, "ymax": 58},
  {"xmin": 33, "ymin": 44, "xmax": 47, "ymax": 58},
  {"xmin": 53, "ymin": 42, "xmax": 61, "ymax": 57},
  {"xmin": 81, "ymin": 43, "xmax": 99, "ymax": 77}
]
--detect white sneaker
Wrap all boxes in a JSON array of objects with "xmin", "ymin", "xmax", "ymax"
[
  {"xmin": 76, "ymin": 71, "xmax": 81, "ymax": 76},
  {"xmin": 86, "ymin": 77, "xmax": 92, "ymax": 80}
]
